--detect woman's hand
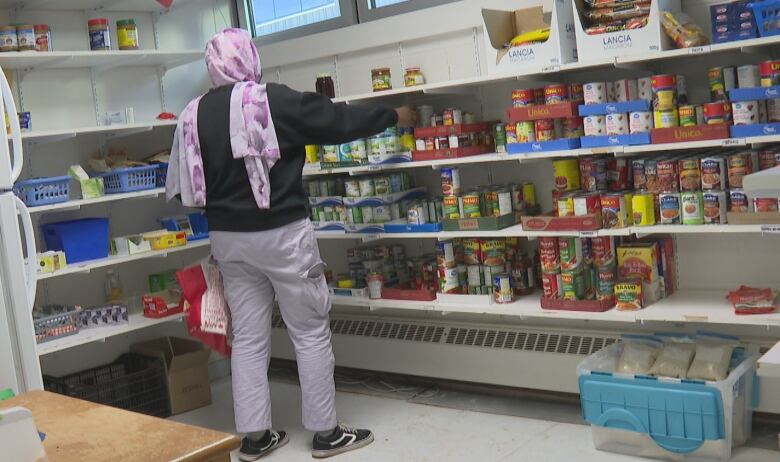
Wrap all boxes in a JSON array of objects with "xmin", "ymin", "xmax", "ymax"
[{"xmin": 395, "ymin": 106, "xmax": 417, "ymax": 127}]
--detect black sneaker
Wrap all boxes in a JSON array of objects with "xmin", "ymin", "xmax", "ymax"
[
  {"xmin": 239, "ymin": 430, "xmax": 289, "ymax": 461},
  {"xmin": 312, "ymin": 423, "xmax": 374, "ymax": 459}
]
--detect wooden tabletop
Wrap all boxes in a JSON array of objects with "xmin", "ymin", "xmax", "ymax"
[{"xmin": 0, "ymin": 391, "xmax": 240, "ymax": 462}]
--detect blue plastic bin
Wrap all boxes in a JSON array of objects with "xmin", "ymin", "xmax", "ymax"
[
  {"xmin": 155, "ymin": 163, "xmax": 168, "ymax": 188},
  {"xmin": 160, "ymin": 212, "xmax": 209, "ymax": 241},
  {"xmin": 95, "ymin": 165, "xmax": 159, "ymax": 194},
  {"xmin": 750, "ymin": 1, "xmax": 780, "ymax": 35},
  {"xmin": 13, "ymin": 176, "xmax": 71, "ymax": 206},
  {"xmin": 41, "ymin": 218, "xmax": 110, "ymax": 263}
]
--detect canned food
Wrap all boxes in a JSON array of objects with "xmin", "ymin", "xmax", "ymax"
[
  {"xmin": 592, "ymin": 236, "xmax": 615, "ymax": 267},
  {"xmin": 361, "ymin": 206, "xmax": 374, "ymax": 223},
  {"xmin": 651, "ymin": 74, "xmax": 677, "ymax": 110},
  {"xmin": 443, "ymin": 196, "xmax": 460, "ymax": 219},
  {"xmin": 656, "ymin": 159, "xmax": 679, "ymax": 193},
  {"xmin": 701, "ymin": 157, "xmax": 726, "ymax": 190},
  {"xmin": 434, "ymin": 136, "xmax": 449, "ymax": 150},
  {"xmin": 493, "ymin": 274, "xmax": 514, "ymax": 304},
  {"xmin": 561, "ymin": 269, "xmax": 586, "ymax": 301},
  {"xmin": 708, "ymin": 67, "xmax": 736, "ymax": 102},
  {"xmin": 350, "ymin": 139, "xmax": 367, "ymax": 163},
  {"xmin": 534, "ymin": 119, "xmax": 555, "ymax": 142},
  {"xmin": 462, "ymin": 192, "xmax": 481, "ymax": 218},
  {"xmin": 653, "ymin": 109, "xmax": 679, "ymax": 128},
  {"xmin": 440, "ymin": 167, "xmax": 461, "ymax": 196},
  {"xmin": 322, "ymin": 145, "xmax": 339, "ymax": 163},
  {"xmin": 542, "ymin": 272, "xmax": 563, "ymax": 299},
  {"xmin": 607, "ymin": 158, "xmax": 631, "ymax": 192},
  {"xmin": 678, "ymin": 105, "xmax": 697, "ymax": 127},
  {"xmin": 538, "ymin": 237, "xmax": 560, "ymax": 273},
  {"xmin": 732, "ymin": 101, "xmax": 759, "ymax": 125},
  {"xmin": 574, "ymin": 193, "xmax": 601, "ymax": 217},
  {"xmin": 305, "ymin": 145, "xmax": 320, "ymax": 163},
  {"xmin": 562, "ymin": 117, "xmax": 584, "ymax": 139},
  {"xmin": 659, "ymin": 192, "xmax": 681, "ymax": 224},
  {"xmin": 373, "ymin": 176, "xmax": 390, "ymax": 195},
  {"xmin": 703, "ymin": 190, "xmax": 727, "ymax": 224},
  {"xmin": 424, "ymin": 137, "xmax": 435, "ymax": 151},
  {"xmin": 738, "ymin": 64, "xmax": 760, "ymax": 88},
  {"xmin": 581, "ymin": 238, "xmax": 593, "ymax": 267},
  {"xmin": 463, "ymin": 239, "xmax": 483, "ymax": 265},
  {"xmin": 727, "ymin": 152, "xmax": 749, "ymax": 188},
  {"xmin": 754, "ymin": 197, "xmax": 780, "ymax": 212},
  {"xmin": 482, "ymin": 189, "xmax": 498, "ymax": 217},
  {"xmin": 534, "ymin": 87, "xmax": 545, "ymax": 104},
  {"xmin": 629, "ymin": 111, "xmax": 653, "ymax": 133},
  {"xmin": 466, "ymin": 265, "xmax": 483, "ymax": 287},
  {"xmin": 703, "ymin": 102, "xmax": 727, "ymax": 125},
  {"xmin": 597, "ymin": 265, "xmax": 616, "ymax": 301},
  {"xmin": 584, "ymin": 265, "xmax": 597, "ymax": 301},
  {"xmin": 605, "ymin": 113, "xmax": 629, "ymax": 135},
  {"xmin": 511, "ymin": 255, "xmax": 535, "ymax": 296},
  {"xmin": 729, "ymin": 189, "xmax": 749, "ymax": 212},
  {"xmin": 615, "ymin": 279, "xmax": 643, "ymax": 311},
  {"xmin": 544, "ymin": 84, "xmax": 569, "ymax": 104},
  {"xmin": 523, "ymin": 182, "xmax": 537, "ymax": 207},
  {"xmin": 494, "ymin": 123, "xmax": 507, "ymax": 153},
  {"xmin": 583, "ymin": 82, "xmax": 607, "ymax": 104},
  {"xmin": 569, "ymin": 83, "xmax": 584, "ymax": 103},
  {"xmin": 681, "ymin": 191, "xmax": 704, "ymax": 225},
  {"xmin": 516, "ymin": 121, "xmax": 535, "ymax": 143},
  {"xmin": 579, "ymin": 157, "xmax": 608, "ymax": 192},
  {"xmin": 601, "ymin": 193, "xmax": 630, "ymax": 228},
  {"xmin": 767, "ymin": 99, "xmax": 780, "ymax": 123},
  {"xmin": 559, "ymin": 237, "xmax": 583, "ymax": 272},
  {"xmin": 632, "ymin": 192, "xmax": 656, "ymax": 226},
  {"xmin": 344, "ymin": 179, "xmax": 360, "ymax": 198},
  {"xmin": 760, "ymin": 60, "xmax": 780, "ymax": 87},
  {"xmin": 678, "ymin": 158, "xmax": 701, "ymax": 191},
  {"xmin": 510, "ymin": 184, "xmax": 525, "ymax": 212},
  {"xmin": 759, "ymin": 150, "xmax": 779, "ymax": 170},
  {"xmin": 497, "ymin": 188, "xmax": 513, "ymax": 216},
  {"xmin": 346, "ymin": 206, "xmax": 363, "ymax": 224},
  {"xmin": 552, "ymin": 158, "xmax": 581, "ymax": 191},
  {"xmin": 481, "ymin": 240, "xmax": 506, "ymax": 266},
  {"xmin": 512, "ymin": 89, "xmax": 536, "ymax": 107}
]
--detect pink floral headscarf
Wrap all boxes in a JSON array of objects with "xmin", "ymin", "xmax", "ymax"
[{"xmin": 167, "ymin": 28, "xmax": 280, "ymax": 209}]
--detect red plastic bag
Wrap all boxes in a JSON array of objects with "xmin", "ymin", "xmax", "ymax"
[{"xmin": 177, "ymin": 262, "xmax": 232, "ymax": 356}]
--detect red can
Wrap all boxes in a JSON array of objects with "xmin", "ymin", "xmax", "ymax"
[
  {"xmin": 760, "ymin": 60, "xmax": 780, "ymax": 87},
  {"xmin": 759, "ymin": 150, "xmax": 779, "ymax": 170},
  {"xmin": 754, "ymin": 197, "xmax": 779, "ymax": 212},
  {"xmin": 544, "ymin": 84, "xmax": 569, "ymax": 105},
  {"xmin": 534, "ymin": 87, "xmax": 545, "ymax": 104},
  {"xmin": 703, "ymin": 102, "xmax": 727, "ymax": 125},
  {"xmin": 569, "ymin": 83, "xmax": 584, "ymax": 103},
  {"xmin": 542, "ymin": 272, "xmax": 563, "ymax": 299},
  {"xmin": 551, "ymin": 189, "xmax": 564, "ymax": 216},
  {"xmin": 607, "ymin": 158, "xmax": 631, "ymax": 191},
  {"xmin": 538, "ymin": 237, "xmax": 560, "ymax": 273},
  {"xmin": 651, "ymin": 74, "xmax": 678, "ymax": 110},
  {"xmin": 535, "ymin": 119, "xmax": 556, "ymax": 141},
  {"xmin": 580, "ymin": 157, "xmax": 608, "ymax": 192},
  {"xmin": 512, "ymin": 89, "xmax": 536, "ymax": 107},
  {"xmin": 562, "ymin": 117, "xmax": 584, "ymax": 139},
  {"xmin": 591, "ymin": 236, "xmax": 615, "ymax": 267}
]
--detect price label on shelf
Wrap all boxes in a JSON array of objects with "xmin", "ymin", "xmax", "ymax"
[
  {"xmin": 542, "ymin": 65, "xmax": 561, "ymax": 74},
  {"xmin": 688, "ymin": 46, "xmax": 709, "ymax": 55},
  {"xmin": 361, "ymin": 234, "xmax": 382, "ymax": 242},
  {"xmin": 761, "ymin": 225, "xmax": 780, "ymax": 234},
  {"xmin": 367, "ymin": 165, "xmax": 382, "ymax": 172},
  {"xmin": 721, "ymin": 138, "xmax": 746, "ymax": 147},
  {"xmin": 578, "ymin": 231, "xmax": 598, "ymax": 237}
]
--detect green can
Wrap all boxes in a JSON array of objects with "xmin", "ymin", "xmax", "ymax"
[
  {"xmin": 681, "ymin": 191, "xmax": 704, "ymax": 225},
  {"xmin": 494, "ymin": 123, "xmax": 507, "ymax": 153},
  {"xmin": 346, "ymin": 206, "xmax": 363, "ymax": 224},
  {"xmin": 311, "ymin": 205, "xmax": 324, "ymax": 221},
  {"xmin": 561, "ymin": 268, "xmax": 586, "ymax": 301},
  {"xmin": 322, "ymin": 206, "xmax": 335, "ymax": 222},
  {"xmin": 462, "ymin": 191, "xmax": 482, "ymax": 218}
]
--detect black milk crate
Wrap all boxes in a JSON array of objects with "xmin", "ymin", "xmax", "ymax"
[{"xmin": 43, "ymin": 353, "xmax": 171, "ymax": 417}]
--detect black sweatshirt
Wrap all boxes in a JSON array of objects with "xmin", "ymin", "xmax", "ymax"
[{"xmin": 197, "ymin": 83, "xmax": 398, "ymax": 232}]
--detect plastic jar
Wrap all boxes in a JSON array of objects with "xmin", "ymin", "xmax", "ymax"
[
  {"xmin": 371, "ymin": 68, "xmax": 392, "ymax": 92},
  {"xmin": 117, "ymin": 19, "xmax": 139, "ymax": 50},
  {"xmin": 0, "ymin": 25, "xmax": 18, "ymax": 52},
  {"xmin": 88, "ymin": 18, "xmax": 111, "ymax": 51},
  {"xmin": 34, "ymin": 24, "xmax": 51, "ymax": 51},
  {"xmin": 16, "ymin": 25, "xmax": 35, "ymax": 51}
]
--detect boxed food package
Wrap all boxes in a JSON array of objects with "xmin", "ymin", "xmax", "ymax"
[
  {"xmin": 36, "ymin": 251, "xmax": 66, "ymax": 275},
  {"xmin": 142, "ymin": 230, "xmax": 187, "ymax": 251},
  {"xmin": 710, "ymin": 0, "xmax": 758, "ymax": 44},
  {"xmin": 130, "ymin": 337, "xmax": 212, "ymax": 415},
  {"xmin": 143, "ymin": 289, "xmax": 183, "ymax": 318},
  {"xmin": 112, "ymin": 235, "xmax": 152, "ymax": 256},
  {"xmin": 481, "ymin": 0, "xmax": 577, "ymax": 75},
  {"xmin": 617, "ymin": 243, "xmax": 659, "ymax": 282}
]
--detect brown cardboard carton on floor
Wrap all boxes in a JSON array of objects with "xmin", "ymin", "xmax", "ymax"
[{"xmin": 131, "ymin": 337, "xmax": 212, "ymax": 415}]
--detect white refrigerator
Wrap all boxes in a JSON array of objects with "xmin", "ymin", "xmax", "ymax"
[{"xmin": 0, "ymin": 68, "xmax": 42, "ymax": 393}]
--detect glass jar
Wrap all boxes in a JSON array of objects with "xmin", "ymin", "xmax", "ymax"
[
  {"xmin": 88, "ymin": 18, "xmax": 111, "ymax": 51},
  {"xmin": 512, "ymin": 252, "xmax": 535, "ymax": 296},
  {"xmin": 371, "ymin": 67, "xmax": 392, "ymax": 92},
  {"xmin": 117, "ymin": 19, "xmax": 139, "ymax": 50},
  {"xmin": 34, "ymin": 24, "xmax": 51, "ymax": 51},
  {"xmin": 404, "ymin": 67, "xmax": 425, "ymax": 87},
  {"xmin": 0, "ymin": 25, "xmax": 18, "ymax": 52},
  {"xmin": 16, "ymin": 25, "xmax": 35, "ymax": 51},
  {"xmin": 315, "ymin": 73, "xmax": 335, "ymax": 99}
]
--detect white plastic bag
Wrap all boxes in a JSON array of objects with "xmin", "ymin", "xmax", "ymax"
[
  {"xmin": 617, "ymin": 335, "xmax": 662, "ymax": 375},
  {"xmin": 687, "ymin": 331, "xmax": 739, "ymax": 382},
  {"xmin": 649, "ymin": 334, "xmax": 696, "ymax": 379}
]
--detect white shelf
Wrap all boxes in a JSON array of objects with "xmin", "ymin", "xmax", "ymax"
[
  {"xmin": 0, "ymin": 0, "xmax": 196, "ymax": 13},
  {"xmin": 0, "ymin": 49, "xmax": 202, "ymax": 71},
  {"xmin": 36, "ymin": 239, "xmax": 210, "ymax": 280},
  {"xmin": 331, "ymin": 289, "xmax": 780, "ymax": 327},
  {"xmin": 23, "ymin": 120, "xmax": 176, "ymax": 144},
  {"xmin": 28, "ymin": 187, "xmax": 165, "ymax": 214},
  {"xmin": 36, "ymin": 311, "xmax": 184, "ymax": 356},
  {"xmin": 758, "ymin": 340, "xmax": 780, "ymax": 378}
]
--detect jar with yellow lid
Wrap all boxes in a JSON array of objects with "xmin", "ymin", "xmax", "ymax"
[
  {"xmin": 117, "ymin": 19, "xmax": 139, "ymax": 50},
  {"xmin": 404, "ymin": 67, "xmax": 425, "ymax": 87},
  {"xmin": 371, "ymin": 68, "xmax": 392, "ymax": 92}
]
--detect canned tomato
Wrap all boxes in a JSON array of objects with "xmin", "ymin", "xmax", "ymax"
[
  {"xmin": 703, "ymin": 102, "xmax": 727, "ymax": 124},
  {"xmin": 552, "ymin": 158, "xmax": 580, "ymax": 191},
  {"xmin": 538, "ymin": 237, "xmax": 560, "ymax": 273},
  {"xmin": 481, "ymin": 239, "xmax": 506, "ymax": 266},
  {"xmin": 561, "ymin": 269, "xmax": 586, "ymax": 301},
  {"xmin": 678, "ymin": 105, "xmax": 697, "ymax": 127},
  {"xmin": 654, "ymin": 109, "xmax": 679, "ymax": 128},
  {"xmin": 443, "ymin": 196, "xmax": 460, "ymax": 219},
  {"xmin": 606, "ymin": 113, "xmax": 629, "ymax": 135},
  {"xmin": 701, "ymin": 156, "xmax": 726, "ymax": 190},
  {"xmin": 574, "ymin": 193, "xmax": 601, "ymax": 216},
  {"xmin": 591, "ymin": 236, "xmax": 615, "ymax": 267},
  {"xmin": 703, "ymin": 190, "xmax": 727, "ymax": 224},
  {"xmin": 562, "ymin": 117, "xmax": 584, "ymax": 138},
  {"xmin": 534, "ymin": 119, "xmax": 555, "ymax": 142},
  {"xmin": 678, "ymin": 158, "xmax": 701, "ymax": 191},
  {"xmin": 544, "ymin": 84, "xmax": 569, "ymax": 104},
  {"xmin": 542, "ymin": 272, "xmax": 563, "ymax": 299},
  {"xmin": 631, "ymin": 192, "xmax": 656, "ymax": 226},
  {"xmin": 729, "ymin": 189, "xmax": 749, "ymax": 212},
  {"xmin": 583, "ymin": 81, "xmax": 607, "ymax": 104},
  {"xmin": 601, "ymin": 193, "xmax": 629, "ymax": 228},
  {"xmin": 681, "ymin": 191, "xmax": 704, "ymax": 225},
  {"xmin": 629, "ymin": 111, "xmax": 653, "ymax": 133},
  {"xmin": 659, "ymin": 191, "xmax": 681, "ymax": 224},
  {"xmin": 583, "ymin": 115, "xmax": 606, "ymax": 136},
  {"xmin": 523, "ymin": 182, "xmax": 536, "ymax": 207},
  {"xmin": 597, "ymin": 265, "xmax": 616, "ymax": 301},
  {"xmin": 559, "ymin": 237, "xmax": 583, "ymax": 272},
  {"xmin": 512, "ymin": 89, "xmax": 536, "ymax": 107},
  {"xmin": 754, "ymin": 197, "xmax": 780, "ymax": 212},
  {"xmin": 493, "ymin": 274, "xmax": 514, "ymax": 304},
  {"xmin": 651, "ymin": 74, "xmax": 677, "ymax": 110},
  {"xmin": 708, "ymin": 66, "xmax": 736, "ymax": 102},
  {"xmin": 462, "ymin": 192, "xmax": 481, "ymax": 218},
  {"xmin": 760, "ymin": 60, "xmax": 780, "ymax": 87},
  {"xmin": 732, "ymin": 101, "xmax": 760, "ymax": 125},
  {"xmin": 727, "ymin": 152, "xmax": 749, "ymax": 188},
  {"xmin": 557, "ymin": 194, "xmax": 575, "ymax": 217},
  {"xmin": 440, "ymin": 167, "xmax": 461, "ymax": 196},
  {"xmin": 569, "ymin": 83, "xmax": 584, "ymax": 103}
]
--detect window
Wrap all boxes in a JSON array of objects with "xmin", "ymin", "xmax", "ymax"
[{"xmin": 358, "ymin": 0, "xmax": 460, "ymax": 22}]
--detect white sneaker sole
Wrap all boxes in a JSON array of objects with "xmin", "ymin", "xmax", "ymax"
[
  {"xmin": 239, "ymin": 433, "xmax": 290, "ymax": 461},
  {"xmin": 311, "ymin": 433, "xmax": 375, "ymax": 459}
]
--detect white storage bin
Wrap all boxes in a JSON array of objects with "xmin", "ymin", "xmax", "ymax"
[
  {"xmin": 577, "ymin": 342, "xmax": 757, "ymax": 462},
  {"xmin": 572, "ymin": 0, "xmax": 681, "ymax": 62},
  {"xmin": 481, "ymin": 0, "xmax": 577, "ymax": 74}
]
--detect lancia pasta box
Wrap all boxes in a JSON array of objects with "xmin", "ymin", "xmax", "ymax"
[{"xmin": 481, "ymin": 0, "xmax": 577, "ymax": 75}]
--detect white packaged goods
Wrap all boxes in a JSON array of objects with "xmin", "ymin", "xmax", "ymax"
[
  {"xmin": 615, "ymin": 335, "xmax": 662, "ymax": 375},
  {"xmin": 648, "ymin": 336, "xmax": 696, "ymax": 379},
  {"xmin": 687, "ymin": 332, "xmax": 739, "ymax": 382}
]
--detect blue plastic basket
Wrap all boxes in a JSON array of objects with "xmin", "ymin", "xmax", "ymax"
[
  {"xmin": 95, "ymin": 165, "xmax": 159, "ymax": 194},
  {"xmin": 41, "ymin": 218, "xmax": 110, "ymax": 263},
  {"xmin": 750, "ymin": 1, "xmax": 780, "ymax": 36},
  {"xmin": 13, "ymin": 176, "xmax": 71, "ymax": 206},
  {"xmin": 155, "ymin": 163, "xmax": 168, "ymax": 188},
  {"xmin": 160, "ymin": 212, "xmax": 209, "ymax": 241}
]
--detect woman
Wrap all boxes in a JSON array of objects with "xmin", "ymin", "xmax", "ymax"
[{"xmin": 167, "ymin": 29, "xmax": 414, "ymax": 460}]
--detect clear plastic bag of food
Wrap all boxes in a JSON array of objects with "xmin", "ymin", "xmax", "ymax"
[
  {"xmin": 585, "ymin": 15, "xmax": 649, "ymax": 35},
  {"xmin": 585, "ymin": 0, "xmax": 643, "ymax": 7},
  {"xmin": 661, "ymin": 11, "xmax": 709, "ymax": 49},
  {"xmin": 649, "ymin": 333, "xmax": 696, "ymax": 378},
  {"xmin": 616, "ymin": 334, "xmax": 662, "ymax": 375},
  {"xmin": 586, "ymin": 2, "xmax": 651, "ymax": 24},
  {"xmin": 687, "ymin": 331, "xmax": 739, "ymax": 382}
]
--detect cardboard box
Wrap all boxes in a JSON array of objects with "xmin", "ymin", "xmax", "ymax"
[
  {"xmin": 650, "ymin": 124, "xmax": 730, "ymax": 144},
  {"xmin": 112, "ymin": 235, "xmax": 152, "ymax": 256},
  {"xmin": 727, "ymin": 211, "xmax": 780, "ymax": 224},
  {"xmin": 143, "ymin": 289, "xmax": 183, "ymax": 319},
  {"xmin": 482, "ymin": 0, "xmax": 577, "ymax": 75},
  {"xmin": 572, "ymin": 0, "xmax": 680, "ymax": 62},
  {"xmin": 442, "ymin": 213, "xmax": 517, "ymax": 231},
  {"xmin": 541, "ymin": 296, "xmax": 615, "ymax": 312},
  {"xmin": 131, "ymin": 337, "xmax": 212, "ymax": 415},
  {"xmin": 521, "ymin": 212, "xmax": 602, "ymax": 231},
  {"xmin": 507, "ymin": 102, "xmax": 580, "ymax": 122}
]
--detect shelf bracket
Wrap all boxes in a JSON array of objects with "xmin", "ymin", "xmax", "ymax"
[
  {"xmin": 104, "ymin": 125, "xmax": 155, "ymax": 140},
  {"xmin": 25, "ymin": 133, "xmax": 78, "ymax": 146},
  {"xmin": 93, "ymin": 56, "xmax": 140, "ymax": 74}
]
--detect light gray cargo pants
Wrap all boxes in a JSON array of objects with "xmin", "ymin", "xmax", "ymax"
[{"xmin": 210, "ymin": 218, "xmax": 337, "ymax": 433}]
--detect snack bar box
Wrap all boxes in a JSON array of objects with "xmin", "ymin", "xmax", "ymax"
[
  {"xmin": 577, "ymin": 342, "xmax": 758, "ymax": 462},
  {"xmin": 481, "ymin": 0, "xmax": 577, "ymax": 75},
  {"xmin": 572, "ymin": 0, "xmax": 681, "ymax": 63}
]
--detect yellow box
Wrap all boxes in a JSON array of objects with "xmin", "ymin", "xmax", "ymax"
[
  {"xmin": 143, "ymin": 230, "xmax": 187, "ymax": 251},
  {"xmin": 36, "ymin": 251, "xmax": 67, "ymax": 274},
  {"xmin": 617, "ymin": 244, "xmax": 659, "ymax": 283}
]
